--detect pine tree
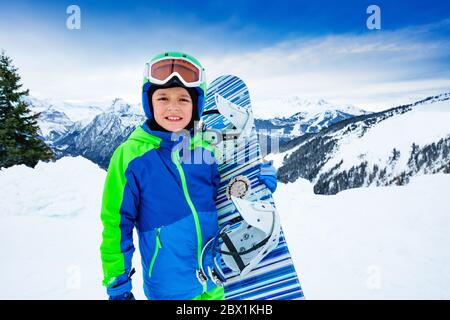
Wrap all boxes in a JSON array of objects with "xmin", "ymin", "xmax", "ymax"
[{"xmin": 0, "ymin": 50, "xmax": 54, "ymax": 169}]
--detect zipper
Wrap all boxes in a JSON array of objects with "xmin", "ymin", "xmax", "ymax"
[
  {"xmin": 172, "ymin": 152, "xmax": 207, "ymax": 293},
  {"xmin": 148, "ymin": 227, "xmax": 162, "ymax": 279}
]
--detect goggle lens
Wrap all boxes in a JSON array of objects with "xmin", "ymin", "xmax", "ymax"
[{"xmin": 150, "ymin": 58, "xmax": 200, "ymax": 83}]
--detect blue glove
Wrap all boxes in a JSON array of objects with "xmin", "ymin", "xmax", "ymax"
[
  {"xmin": 258, "ymin": 161, "xmax": 278, "ymax": 193},
  {"xmin": 107, "ymin": 268, "xmax": 135, "ymax": 300},
  {"xmin": 109, "ymin": 292, "xmax": 135, "ymax": 300}
]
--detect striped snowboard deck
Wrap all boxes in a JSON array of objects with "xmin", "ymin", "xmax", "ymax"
[{"xmin": 201, "ymin": 75, "xmax": 304, "ymax": 300}]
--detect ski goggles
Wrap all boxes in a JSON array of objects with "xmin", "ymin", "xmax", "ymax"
[{"xmin": 144, "ymin": 57, "xmax": 205, "ymax": 88}]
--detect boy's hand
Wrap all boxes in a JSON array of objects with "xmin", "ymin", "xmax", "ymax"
[
  {"xmin": 109, "ymin": 291, "xmax": 135, "ymax": 300},
  {"xmin": 106, "ymin": 268, "xmax": 135, "ymax": 300},
  {"xmin": 258, "ymin": 161, "xmax": 278, "ymax": 193}
]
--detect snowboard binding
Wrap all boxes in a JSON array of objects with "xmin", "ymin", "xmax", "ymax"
[
  {"xmin": 198, "ymin": 196, "xmax": 281, "ymax": 286},
  {"xmin": 201, "ymin": 93, "xmax": 254, "ymax": 164}
]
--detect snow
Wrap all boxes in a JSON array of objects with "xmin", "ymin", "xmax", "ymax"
[
  {"xmin": 275, "ymin": 174, "xmax": 450, "ymax": 299},
  {"xmin": 266, "ymin": 149, "xmax": 290, "ymax": 169},
  {"xmin": 1, "ymin": 156, "xmax": 449, "ymax": 299},
  {"xmin": 0, "ymin": 157, "xmax": 145, "ymax": 299},
  {"xmin": 265, "ymin": 136, "xmax": 311, "ymax": 169}
]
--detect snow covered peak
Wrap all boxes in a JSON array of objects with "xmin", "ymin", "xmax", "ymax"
[
  {"xmin": 104, "ymin": 98, "xmax": 144, "ymax": 117},
  {"xmin": 25, "ymin": 96, "xmax": 106, "ymax": 125},
  {"xmin": 110, "ymin": 98, "xmax": 128, "ymax": 112},
  {"xmin": 253, "ymin": 96, "xmax": 369, "ymax": 120},
  {"xmin": 254, "ymin": 96, "xmax": 371, "ymax": 139}
]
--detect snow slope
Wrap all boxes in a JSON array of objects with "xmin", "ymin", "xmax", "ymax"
[
  {"xmin": 0, "ymin": 157, "xmax": 449, "ymax": 299},
  {"xmin": 275, "ymin": 175, "xmax": 450, "ymax": 299},
  {"xmin": 320, "ymin": 99, "xmax": 450, "ymax": 176}
]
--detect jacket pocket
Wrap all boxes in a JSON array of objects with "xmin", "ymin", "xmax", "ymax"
[{"xmin": 148, "ymin": 227, "xmax": 163, "ymax": 279}]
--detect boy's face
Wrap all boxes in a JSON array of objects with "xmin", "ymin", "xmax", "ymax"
[{"xmin": 152, "ymin": 87, "xmax": 193, "ymax": 132}]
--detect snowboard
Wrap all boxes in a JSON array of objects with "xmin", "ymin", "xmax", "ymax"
[{"xmin": 200, "ymin": 75, "xmax": 305, "ymax": 300}]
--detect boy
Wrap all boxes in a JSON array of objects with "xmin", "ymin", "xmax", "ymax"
[{"xmin": 100, "ymin": 52, "xmax": 277, "ymax": 300}]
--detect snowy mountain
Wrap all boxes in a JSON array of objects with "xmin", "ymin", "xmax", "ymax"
[
  {"xmin": 255, "ymin": 97, "xmax": 370, "ymax": 145},
  {"xmin": 253, "ymin": 96, "xmax": 367, "ymax": 120},
  {"xmin": 50, "ymin": 99, "xmax": 145, "ymax": 169},
  {"xmin": 28, "ymin": 95, "xmax": 366, "ymax": 169},
  {"xmin": 1, "ymin": 156, "xmax": 449, "ymax": 299},
  {"xmin": 26, "ymin": 96, "xmax": 107, "ymax": 126},
  {"xmin": 275, "ymin": 93, "xmax": 450, "ymax": 194},
  {"xmin": 35, "ymin": 107, "xmax": 74, "ymax": 143},
  {"xmin": 26, "ymin": 96, "xmax": 107, "ymax": 145},
  {"xmin": 26, "ymin": 97, "xmax": 144, "ymax": 168}
]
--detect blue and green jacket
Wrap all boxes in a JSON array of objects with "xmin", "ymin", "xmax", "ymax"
[{"xmin": 100, "ymin": 121, "xmax": 220, "ymax": 300}]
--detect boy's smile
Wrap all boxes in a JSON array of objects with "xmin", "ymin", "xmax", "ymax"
[{"xmin": 152, "ymin": 87, "xmax": 193, "ymax": 132}]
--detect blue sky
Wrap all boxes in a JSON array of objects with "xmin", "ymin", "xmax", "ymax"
[{"xmin": 1, "ymin": 0, "xmax": 450, "ymax": 111}]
